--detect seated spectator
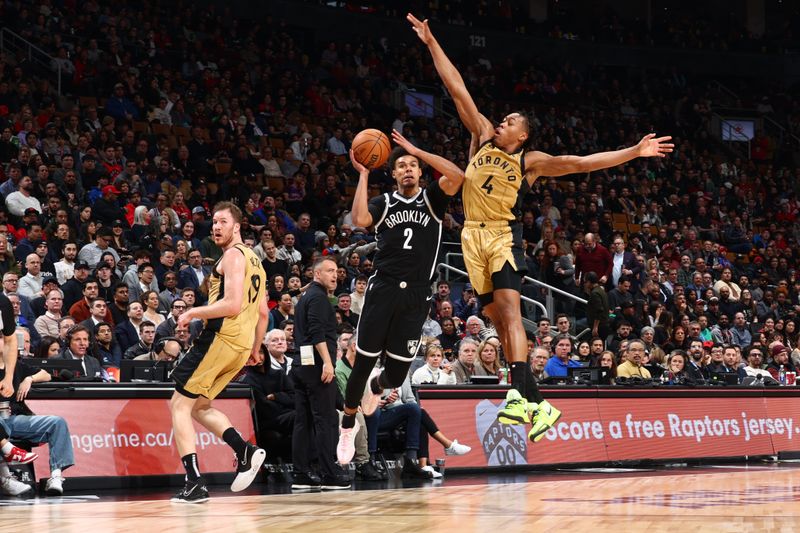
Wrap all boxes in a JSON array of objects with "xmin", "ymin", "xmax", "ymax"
[
  {"xmin": 34, "ymin": 335, "xmax": 61, "ymax": 359},
  {"xmin": 598, "ymin": 350, "xmax": 618, "ymax": 383},
  {"xmin": 473, "ymin": 339, "xmax": 501, "ymax": 378},
  {"xmin": 436, "ymin": 317, "xmax": 460, "ymax": 360},
  {"xmin": 412, "ymin": 344, "xmax": 457, "ymax": 385},
  {"xmin": 463, "ymin": 316, "xmax": 484, "ymax": 342},
  {"xmin": 664, "ymin": 351, "xmax": 690, "ymax": 385},
  {"xmin": 116, "ymin": 302, "xmax": 145, "ymax": 354},
  {"xmin": 141, "ymin": 290, "xmax": 165, "ymax": 327},
  {"xmin": 58, "ymin": 324, "xmax": 103, "ymax": 379},
  {"xmin": 124, "ymin": 320, "xmax": 156, "ymax": 360},
  {"xmin": 529, "ymin": 346, "xmax": 550, "ymax": 383},
  {"xmin": 544, "ymin": 334, "xmax": 582, "ymax": 377},
  {"xmin": 616, "ymin": 339, "xmax": 652, "ymax": 379},
  {"xmin": 34, "ymin": 288, "xmax": 63, "ymax": 338},
  {"xmin": 68, "ymin": 278, "xmax": 113, "ymax": 325},
  {"xmin": 133, "ymin": 337, "xmax": 182, "ymax": 363},
  {"xmin": 767, "ymin": 343, "xmax": 797, "ymax": 381},
  {"xmin": 685, "ymin": 339, "xmax": 708, "ymax": 383},
  {"xmin": 743, "ymin": 345, "xmax": 772, "ymax": 379},
  {"xmin": 573, "ymin": 340, "xmax": 592, "ymax": 364},
  {"xmin": 451, "ymin": 338, "xmax": 479, "ymax": 384},
  {"xmin": 0, "ymin": 356, "xmax": 74, "ymax": 495},
  {"xmin": 92, "ymin": 321, "xmax": 122, "ymax": 368}
]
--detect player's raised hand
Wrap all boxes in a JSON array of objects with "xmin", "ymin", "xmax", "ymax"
[
  {"xmin": 407, "ymin": 13, "xmax": 434, "ymax": 45},
  {"xmin": 391, "ymin": 129, "xmax": 419, "ymax": 156},
  {"xmin": 349, "ymin": 149, "xmax": 368, "ymax": 176},
  {"xmin": 637, "ymin": 133, "xmax": 674, "ymax": 158}
]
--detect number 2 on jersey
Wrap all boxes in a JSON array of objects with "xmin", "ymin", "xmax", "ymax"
[
  {"xmin": 403, "ymin": 227, "xmax": 413, "ymax": 250},
  {"xmin": 481, "ymin": 175, "xmax": 494, "ymax": 195}
]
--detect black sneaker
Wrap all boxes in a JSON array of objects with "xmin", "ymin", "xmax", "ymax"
[
  {"xmin": 355, "ymin": 460, "xmax": 384, "ymax": 481},
  {"xmin": 401, "ymin": 458, "xmax": 434, "ymax": 480},
  {"xmin": 170, "ymin": 478, "xmax": 209, "ymax": 504},
  {"xmin": 231, "ymin": 444, "xmax": 266, "ymax": 492},
  {"xmin": 291, "ymin": 471, "xmax": 322, "ymax": 490},
  {"xmin": 321, "ymin": 473, "xmax": 351, "ymax": 490}
]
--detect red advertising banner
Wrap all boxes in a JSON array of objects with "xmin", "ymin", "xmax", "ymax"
[
  {"xmin": 423, "ymin": 395, "xmax": 800, "ymax": 468},
  {"xmin": 25, "ymin": 398, "xmax": 254, "ymax": 477}
]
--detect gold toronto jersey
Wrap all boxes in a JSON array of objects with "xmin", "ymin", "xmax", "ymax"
[
  {"xmin": 206, "ymin": 243, "xmax": 267, "ymax": 350},
  {"xmin": 463, "ymin": 141, "xmax": 528, "ymax": 222}
]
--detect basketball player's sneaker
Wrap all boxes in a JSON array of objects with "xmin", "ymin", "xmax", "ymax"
[
  {"xmin": 360, "ymin": 367, "xmax": 383, "ymax": 416},
  {"xmin": 496, "ymin": 388, "xmax": 530, "ymax": 425},
  {"xmin": 231, "ymin": 443, "xmax": 266, "ymax": 492},
  {"xmin": 336, "ymin": 418, "xmax": 361, "ymax": 465},
  {"xmin": 528, "ymin": 400, "xmax": 562, "ymax": 443},
  {"xmin": 3, "ymin": 446, "xmax": 38, "ymax": 464},
  {"xmin": 171, "ymin": 478, "xmax": 209, "ymax": 504}
]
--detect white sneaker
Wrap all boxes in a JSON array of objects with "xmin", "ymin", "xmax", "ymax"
[
  {"xmin": 445, "ymin": 440, "xmax": 471, "ymax": 456},
  {"xmin": 336, "ymin": 418, "xmax": 361, "ymax": 465},
  {"xmin": 45, "ymin": 476, "xmax": 65, "ymax": 496},
  {"xmin": 360, "ymin": 367, "xmax": 383, "ymax": 416},
  {"xmin": 421, "ymin": 465, "xmax": 443, "ymax": 479},
  {"xmin": 0, "ymin": 475, "xmax": 32, "ymax": 496}
]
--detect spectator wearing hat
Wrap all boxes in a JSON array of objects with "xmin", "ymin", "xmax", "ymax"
[
  {"xmin": 767, "ymin": 343, "xmax": 797, "ymax": 380},
  {"xmin": 453, "ymin": 283, "xmax": 479, "ymax": 322},
  {"xmin": 78, "ymin": 226, "xmax": 120, "ymax": 270},
  {"xmin": 106, "ymin": 83, "xmax": 139, "ymax": 122},
  {"xmin": 5, "ymin": 175, "xmax": 42, "ymax": 217},
  {"xmin": 61, "ymin": 262, "xmax": 91, "ymax": 311},
  {"xmin": 93, "ymin": 185, "xmax": 128, "ymax": 226}
]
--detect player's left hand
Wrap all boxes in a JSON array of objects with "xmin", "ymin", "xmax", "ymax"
[
  {"xmin": 349, "ymin": 149, "xmax": 369, "ymax": 176},
  {"xmin": 391, "ymin": 129, "xmax": 419, "ymax": 155},
  {"xmin": 637, "ymin": 133, "xmax": 674, "ymax": 158}
]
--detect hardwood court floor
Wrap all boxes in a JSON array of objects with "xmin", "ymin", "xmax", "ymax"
[{"xmin": 4, "ymin": 465, "xmax": 800, "ymax": 532}]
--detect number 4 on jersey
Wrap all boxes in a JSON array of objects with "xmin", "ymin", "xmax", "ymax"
[{"xmin": 481, "ymin": 175, "xmax": 494, "ymax": 195}]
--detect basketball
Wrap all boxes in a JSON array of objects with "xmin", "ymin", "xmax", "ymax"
[{"xmin": 352, "ymin": 128, "xmax": 391, "ymax": 169}]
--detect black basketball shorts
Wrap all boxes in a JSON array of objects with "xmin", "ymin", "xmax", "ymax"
[{"xmin": 355, "ymin": 276, "xmax": 431, "ymax": 362}]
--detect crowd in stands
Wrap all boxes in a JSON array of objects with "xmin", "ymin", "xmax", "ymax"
[{"xmin": 0, "ymin": 0, "xmax": 799, "ymax": 475}]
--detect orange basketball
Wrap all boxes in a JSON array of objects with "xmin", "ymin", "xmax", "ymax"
[{"xmin": 352, "ymin": 128, "xmax": 391, "ymax": 169}]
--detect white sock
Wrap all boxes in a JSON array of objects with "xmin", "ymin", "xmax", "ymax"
[
  {"xmin": 0, "ymin": 442, "xmax": 12, "ymax": 455},
  {"xmin": 51, "ymin": 468, "xmax": 62, "ymax": 478},
  {"xmin": 0, "ymin": 461, "xmax": 9, "ymax": 477}
]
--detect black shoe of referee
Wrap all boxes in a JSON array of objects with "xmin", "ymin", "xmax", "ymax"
[
  {"xmin": 171, "ymin": 478, "xmax": 210, "ymax": 504},
  {"xmin": 231, "ymin": 443, "xmax": 267, "ymax": 492}
]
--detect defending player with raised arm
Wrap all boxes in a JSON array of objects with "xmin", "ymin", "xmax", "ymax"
[
  {"xmin": 336, "ymin": 138, "xmax": 465, "ymax": 475},
  {"xmin": 169, "ymin": 201, "xmax": 268, "ymax": 503},
  {"xmin": 408, "ymin": 13, "xmax": 673, "ymax": 443}
]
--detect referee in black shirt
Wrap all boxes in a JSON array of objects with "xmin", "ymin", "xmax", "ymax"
[{"xmin": 291, "ymin": 257, "xmax": 350, "ymax": 490}]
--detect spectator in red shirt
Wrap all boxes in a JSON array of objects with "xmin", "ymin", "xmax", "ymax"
[{"xmin": 575, "ymin": 233, "xmax": 612, "ymax": 287}]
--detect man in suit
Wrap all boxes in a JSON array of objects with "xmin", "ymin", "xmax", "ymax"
[
  {"xmin": 155, "ymin": 298, "xmax": 201, "ymax": 340},
  {"xmin": 114, "ymin": 301, "xmax": 145, "ymax": 354},
  {"xmin": 157, "ymin": 271, "xmax": 181, "ymax": 314},
  {"xmin": 609, "ymin": 236, "xmax": 642, "ymax": 291},
  {"xmin": 58, "ymin": 324, "xmax": 103, "ymax": 379},
  {"xmin": 178, "ymin": 249, "xmax": 210, "ymax": 295},
  {"xmin": 127, "ymin": 262, "xmax": 156, "ymax": 305}
]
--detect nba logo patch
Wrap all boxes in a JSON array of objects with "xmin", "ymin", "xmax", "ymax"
[
  {"xmin": 407, "ymin": 339, "xmax": 420, "ymax": 355},
  {"xmin": 475, "ymin": 399, "xmax": 528, "ymax": 466}
]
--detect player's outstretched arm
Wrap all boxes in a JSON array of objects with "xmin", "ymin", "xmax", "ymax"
[
  {"xmin": 392, "ymin": 129, "xmax": 465, "ymax": 196},
  {"xmin": 407, "ymin": 13, "xmax": 493, "ymax": 140},
  {"xmin": 524, "ymin": 133, "xmax": 673, "ymax": 183},
  {"xmin": 349, "ymin": 149, "xmax": 373, "ymax": 228},
  {"xmin": 178, "ymin": 248, "xmax": 245, "ymax": 328}
]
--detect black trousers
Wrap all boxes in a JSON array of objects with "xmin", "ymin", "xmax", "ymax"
[{"xmin": 291, "ymin": 365, "xmax": 342, "ymax": 477}]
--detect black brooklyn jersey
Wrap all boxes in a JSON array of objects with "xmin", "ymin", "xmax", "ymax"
[{"xmin": 367, "ymin": 180, "xmax": 449, "ymax": 282}]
